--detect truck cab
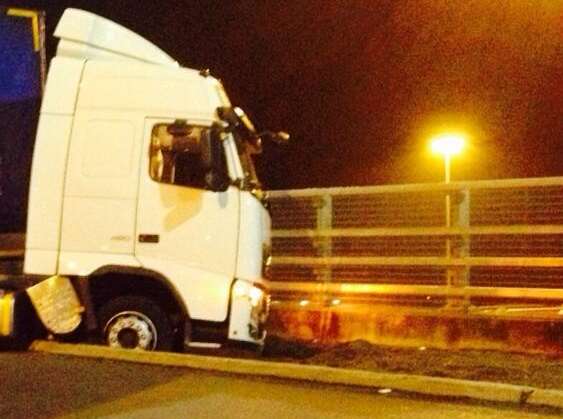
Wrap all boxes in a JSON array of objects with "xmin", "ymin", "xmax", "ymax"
[{"xmin": 1, "ymin": 8, "xmax": 276, "ymax": 351}]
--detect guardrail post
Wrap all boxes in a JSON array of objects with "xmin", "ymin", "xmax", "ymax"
[
  {"xmin": 316, "ymin": 193, "xmax": 333, "ymax": 343},
  {"xmin": 448, "ymin": 187, "xmax": 471, "ymax": 308}
]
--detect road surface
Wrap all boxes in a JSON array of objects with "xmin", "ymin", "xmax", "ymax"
[{"xmin": 0, "ymin": 352, "xmax": 559, "ymax": 418}]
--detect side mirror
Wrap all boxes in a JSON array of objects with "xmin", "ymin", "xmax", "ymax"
[
  {"xmin": 200, "ymin": 125, "xmax": 230, "ymax": 192},
  {"xmin": 260, "ymin": 130, "xmax": 290, "ymax": 145}
]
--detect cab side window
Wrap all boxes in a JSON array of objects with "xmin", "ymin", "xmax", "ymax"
[{"xmin": 149, "ymin": 122, "xmax": 209, "ymax": 189}]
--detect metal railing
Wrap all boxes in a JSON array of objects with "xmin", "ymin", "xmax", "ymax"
[{"xmin": 267, "ymin": 177, "xmax": 563, "ymax": 316}]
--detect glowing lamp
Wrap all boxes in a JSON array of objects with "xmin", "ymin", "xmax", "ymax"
[{"xmin": 430, "ymin": 133, "xmax": 465, "ymax": 157}]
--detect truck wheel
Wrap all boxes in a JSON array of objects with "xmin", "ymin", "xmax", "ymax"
[{"xmin": 98, "ymin": 295, "xmax": 173, "ymax": 351}]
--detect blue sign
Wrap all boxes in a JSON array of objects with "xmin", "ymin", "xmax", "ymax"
[{"xmin": 0, "ymin": 8, "xmax": 43, "ymax": 103}]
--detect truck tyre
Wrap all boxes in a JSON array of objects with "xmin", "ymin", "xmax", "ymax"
[{"xmin": 98, "ymin": 295, "xmax": 173, "ymax": 351}]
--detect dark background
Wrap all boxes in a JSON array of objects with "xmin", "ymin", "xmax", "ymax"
[{"xmin": 4, "ymin": 0, "xmax": 563, "ymax": 190}]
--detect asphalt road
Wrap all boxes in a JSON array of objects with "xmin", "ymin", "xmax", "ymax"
[{"xmin": 0, "ymin": 352, "xmax": 560, "ymax": 419}]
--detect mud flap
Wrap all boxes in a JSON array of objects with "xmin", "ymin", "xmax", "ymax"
[{"xmin": 26, "ymin": 276, "xmax": 83, "ymax": 335}]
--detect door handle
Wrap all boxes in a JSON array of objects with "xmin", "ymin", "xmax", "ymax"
[{"xmin": 138, "ymin": 234, "xmax": 159, "ymax": 243}]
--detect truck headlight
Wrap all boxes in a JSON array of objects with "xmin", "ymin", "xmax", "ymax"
[
  {"xmin": 233, "ymin": 280, "xmax": 264, "ymax": 307},
  {"xmin": 233, "ymin": 280, "xmax": 250, "ymax": 298},
  {"xmin": 249, "ymin": 286, "xmax": 263, "ymax": 307}
]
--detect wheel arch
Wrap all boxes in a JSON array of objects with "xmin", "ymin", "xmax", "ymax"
[{"xmin": 87, "ymin": 265, "xmax": 190, "ymax": 327}]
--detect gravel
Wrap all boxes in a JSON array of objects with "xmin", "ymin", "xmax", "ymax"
[{"xmin": 261, "ymin": 337, "xmax": 563, "ymax": 390}]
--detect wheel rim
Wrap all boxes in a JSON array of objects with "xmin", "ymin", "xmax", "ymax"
[{"xmin": 104, "ymin": 311, "xmax": 157, "ymax": 350}]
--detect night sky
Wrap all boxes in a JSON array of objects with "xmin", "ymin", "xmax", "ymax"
[{"xmin": 9, "ymin": 1, "xmax": 563, "ymax": 190}]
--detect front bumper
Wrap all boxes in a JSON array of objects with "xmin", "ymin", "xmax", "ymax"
[{"xmin": 228, "ymin": 279, "xmax": 270, "ymax": 344}]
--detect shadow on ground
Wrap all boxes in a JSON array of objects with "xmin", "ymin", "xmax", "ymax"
[{"xmin": 0, "ymin": 351, "xmax": 186, "ymax": 419}]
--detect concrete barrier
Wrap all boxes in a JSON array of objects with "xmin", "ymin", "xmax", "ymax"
[{"xmin": 268, "ymin": 304, "xmax": 563, "ymax": 356}]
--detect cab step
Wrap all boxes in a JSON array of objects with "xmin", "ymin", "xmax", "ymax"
[{"xmin": 186, "ymin": 341, "xmax": 222, "ymax": 349}]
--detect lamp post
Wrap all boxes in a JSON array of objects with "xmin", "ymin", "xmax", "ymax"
[
  {"xmin": 430, "ymin": 133, "xmax": 465, "ymax": 226},
  {"xmin": 430, "ymin": 133, "xmax": 465, "ymax": 184},
  {"xmin": 430, "ymin": 133, "xmax": 466, "ymax": 293}
]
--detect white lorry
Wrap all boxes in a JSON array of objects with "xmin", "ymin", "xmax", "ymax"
[{"xmin": 0, "ymin": 8, "xmax": 283, "ymax": 351}]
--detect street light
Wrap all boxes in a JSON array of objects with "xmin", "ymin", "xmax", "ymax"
[
  {"xmin": 429, "ymin": 132, "xmax": 468, "ymax": 303},
  {"xmin": 430, "ymin": 133, "xmax": 465, "ymax": 184},
  {"xmin": 430, "ymin": 132, "xmax": 466, "ymax": 228}
]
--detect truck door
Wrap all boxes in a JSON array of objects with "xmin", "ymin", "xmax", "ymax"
[{"xmin": 135, "ymin": 118, "xmax": 240, "ymax": 322}]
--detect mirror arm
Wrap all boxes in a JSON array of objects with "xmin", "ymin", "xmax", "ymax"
[{"xmin": 257, "ymin": 130, "xmax": 291, "ymax": 144}]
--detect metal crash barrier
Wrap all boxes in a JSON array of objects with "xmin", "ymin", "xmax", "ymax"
[{"xmin": 267, "ymin": 177, "xmax": 563, "ymax": 348}]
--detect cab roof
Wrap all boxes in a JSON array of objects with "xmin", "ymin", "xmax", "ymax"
[{"xmin": 54, "ymin": 8, "xmax": 179, "ymax": 67}]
